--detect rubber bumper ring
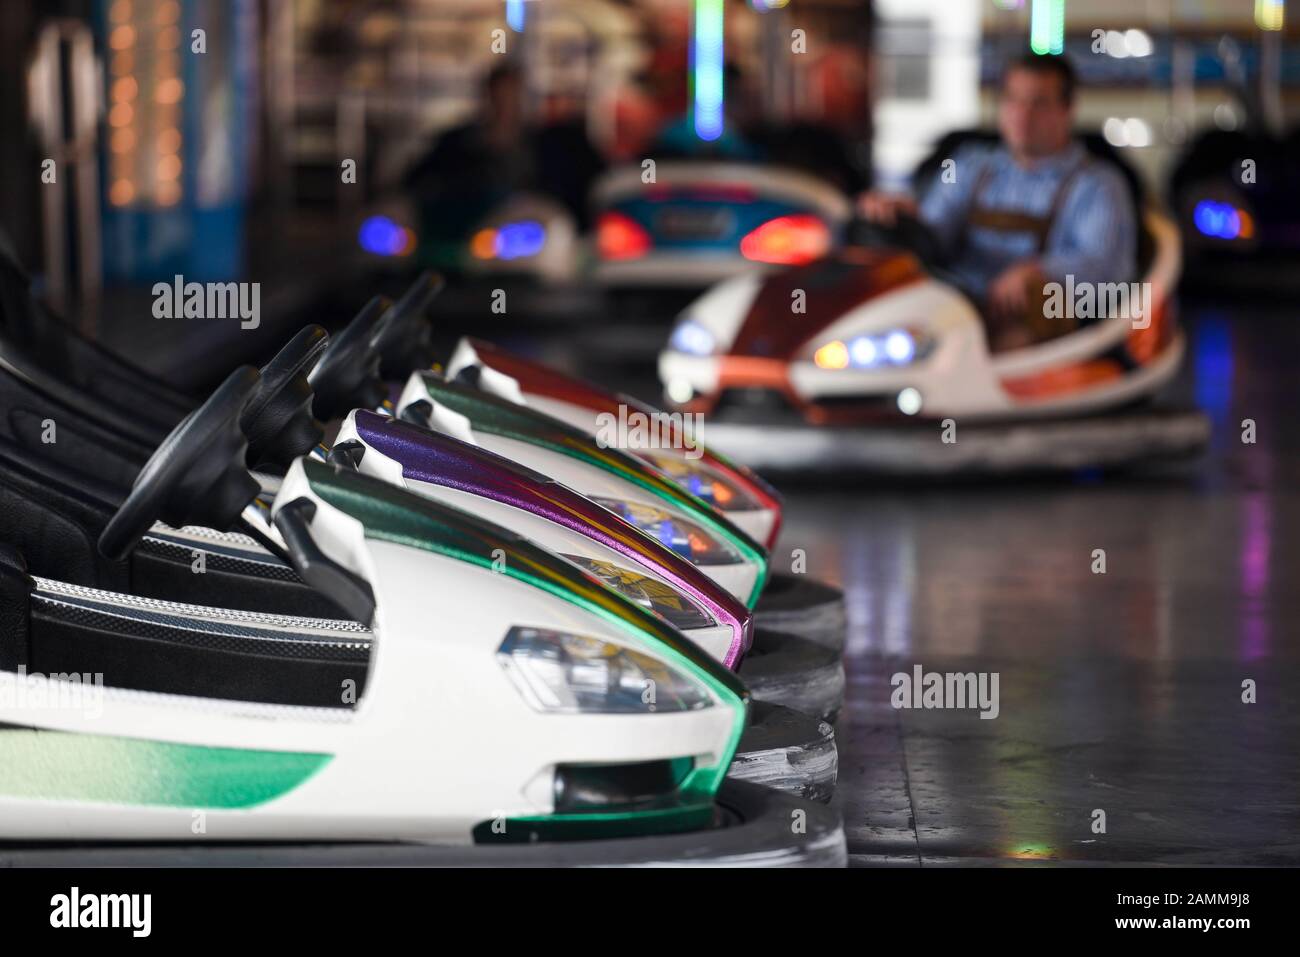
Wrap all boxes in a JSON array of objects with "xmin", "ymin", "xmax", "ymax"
[
  {"xmin": 754, "ymin": 574, "xmax": 847, "ymax": 653},
  {"xmin": 738, "ymin": 628, "xmax": 846, "ymax": 722},
  {"xmin": 730, "ymin": 701, "xmax": 837, "ymax": 802},
  {"xmin": 0, "ymin": 780, "xmax": 846, "ymax": 868}
]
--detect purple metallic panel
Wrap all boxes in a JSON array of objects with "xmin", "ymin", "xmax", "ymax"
[{"xmin": 351, "ymin": 409, "xmax": 753, "ymax": 666}]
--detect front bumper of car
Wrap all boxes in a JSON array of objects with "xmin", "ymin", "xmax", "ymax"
[
  {"xmin": 659, "ymin": 334, "xmax": 1011, "ymax": 423},
  {"xmin": 593, "ymin": 253, "xmax": 775, "ymax": 289}
]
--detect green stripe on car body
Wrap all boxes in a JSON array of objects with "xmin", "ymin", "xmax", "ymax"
[{"xmin": 0, "ymin": 726, "xmax": 329, "ymax": 808}]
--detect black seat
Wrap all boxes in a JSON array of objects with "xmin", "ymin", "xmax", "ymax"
[
  {"xmin": 0, "ymin": 434, "xmax": 350, "ymax": 618},
  {"xmin": 0, "ymin": 545, "xmax": 32, "ymax": 671},
  {"xmin": 0, "ymin": 550, "xmax": 368, "ymax": 707}
]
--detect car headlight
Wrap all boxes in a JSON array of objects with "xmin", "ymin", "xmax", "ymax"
[
  {"xmin": 812, "ymin": 328, "xmax": 934, "ymax": 370},
  {"xmin": 669, "ymin": 319, "xmax": 715, "ymax": 356},
  {"xmin": 590, "ymin": 497, "xmax": 741, "ymax": 566},
  {"xmin": 497, "ymin": 626, "xmax": 712, "ymax": 714},
  {"xmin": 641, "ymin": 454, "xmax": 762, "ymax": 513},
  {"xmin": 562, "ymin": 556, "xmax": 716, "ymax": 630}
]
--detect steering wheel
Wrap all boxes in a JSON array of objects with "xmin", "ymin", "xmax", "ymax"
[
  {"xmin": 845, "ymin": 213, "xmax": 947, "ymax": 271},
  {"xmin": 308, "ymin": 296, "xmax": 390, "ymax": 422},
  {"xmin": 241, "ymin": 325, "xmax": 329, "ymax": 471},
  {"xmin": 99, "ymin": 367, "xmax": 262, "ymax": 562},
  {"xmin": 372, "ymin": 272, "xmax": 444, "ymax": 380}
]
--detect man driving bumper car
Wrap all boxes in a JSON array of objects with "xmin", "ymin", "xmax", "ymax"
[
  {"xmin": 860, "ymin": 54, "xmax": 1136, "ymax": 353},
  {"xmin": 661, "ymin": 51, "xmax": 1187, "ymax": 429}
]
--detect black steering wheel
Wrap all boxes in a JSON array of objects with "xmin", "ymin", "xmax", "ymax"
[
  {"xmin": 242, "ymin": 324, "xmax": 329, "ymax": 471},
  {"xmin": 845, "ymin": 213, "xmax": 948, "ymax": 271},
  {"xmin": 99, "ymin": 367, "xmax": 262, "ymax": 562},
  {"xmin": 372, "ymin": 272, "xmax": 444, "ymax": 380},
  {"xmin": 308, "ymin": 296, "xmax": 390, "ymax": 422}
]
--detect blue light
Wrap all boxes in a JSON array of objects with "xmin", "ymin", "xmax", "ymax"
[
  {"xmin": 849, "ymin": 336, "xmax": 880, "ymax": 367},
  {"xmin": 495, "ymin": 220, "xmax": 546, "ymax": 260},
  {"xmin": 1193, "ymin": 311, "xmax": 1234, "ymax": 433},
  {"xmin": 1193, "ymin": 200, "xmax": 1242, "ymax": 240},
  {"xmin": 657, "ymin": 519, "xmax": 683, "ymax": 554},
  {"xmin": 884, "ymin": 331, "xmax": 916, "ymax": 363},
  {"xmin": 358, "ymin": 216, "xmax": 410, "ymax": 256},
  {"xmin": 671, "ymin": 320, "xmax": 716, "ymax": 356},
  {"xmin": 506, "ymin": 0, "xmax": 525, "ymax": 33},
  {"xmin": 843, "ymin": 332, "xmax": 919, "ymax": 368},
  {"xmin": 692, "ymin": 0, "xmax": 725, "ymax": 142}
]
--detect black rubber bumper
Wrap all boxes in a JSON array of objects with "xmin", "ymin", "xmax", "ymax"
[
  {"xmin": 755, "ymin": 573, "xmax": 847, "ymax": 652},
  {"xmin": 738, "ymin": 628, "xmax": 845, "ymax": 721},
  {"xmin": 730, "ymin": 701, "xmax": 837, "ymax": 802},
  {"xmin": 0, "ymin": 781, "xmax": 846, "ymax": 867},
  {"xmin": 702, "ymin": 407, "xmax": 1210, "ymax": 477}
]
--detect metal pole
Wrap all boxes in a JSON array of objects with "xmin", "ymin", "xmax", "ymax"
[{"xmin": 28, "ymin": 19, "xmax": 101, "ymax": 333}]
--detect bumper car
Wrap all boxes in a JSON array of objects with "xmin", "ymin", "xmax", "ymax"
[
  {"xmin": 1170, "ymin": 126, "xmax": 1300, "ymax": 292},
  {"xmin": 297, "ymin": 302, "xmax": 843, "ymax": 724},
  {"xmin": 461, "ymin": 193, "xmax": 581, "ymax": 287},
  {"xmin": 590, "ymin": 161, "xmax": 852, "ymax": 293},
  {"xmin": 1165, "ymin": 36, "xmax": 1300, "ymax": 292},
  {"xmin": 0, "ymin": 304, "xmax": 837, "ymax": 796},
  {"xmin": 394, "ymin": 374, "xmax": 843, "ymax": 716},
  {"xmin": 359, "ymin": 193, "xmax": 597, "ymax": 325},
  {"xmin": 361, "ymin": 194, "xmax": 578, "ymax": 285},
  {"xmin": 0, "ymin": 368, "xmax": 844, "ymax": 864},
  {"xmin": 657, "ymin": 133, "xmax": 1211, "ymax": 476},
  {"xmin": 445, "ymin": 336, "xmax": 848, "ymax": 651}
]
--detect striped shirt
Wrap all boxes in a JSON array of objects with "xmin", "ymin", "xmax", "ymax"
[{"xmin": 918, "ymin": 140, "xmax": 1137, "ymax": 299}]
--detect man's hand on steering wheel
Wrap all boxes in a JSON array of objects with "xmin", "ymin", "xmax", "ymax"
[
  {"xmin": 856, "ymin": 190, "xmax": 919, "ymax": 227},
  {"xmin": 848, "ymin": 198, "xmax": 947, "ymax": 272}
]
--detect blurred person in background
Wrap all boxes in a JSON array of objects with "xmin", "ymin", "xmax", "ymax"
[
  {"xmin": 653, "ymin": 62, "xmax": 766, "ymax": 159},
  {"xmin": 405, "ymin": 62, "xmax": 604, "ymax": 245},
  {"xmin": 859, "ymin": 54, "xmax": 1135, "ymax": 352}
]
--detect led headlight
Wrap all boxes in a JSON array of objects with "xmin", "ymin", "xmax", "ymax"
[
  {"xmin": 642, "ymin": 454, "xmax": 762, "ymax": 513},
  {"xmin": 562, "ymin": 556, "xmax": 716, "ymax": 630},
  {"xmin": 497, "ymin": 626, "xmax": 712, "ymax": 714},
  {"xmin": 591, "ymin": 497, "xmax": 741, "ymax": 566},
  {"xmin": 669, "ymin": 319, "xmax": 715, "ymax": 356},
  {"xmin": 813, "ymin": 328, "xmax": 934, "ymax": 370}
]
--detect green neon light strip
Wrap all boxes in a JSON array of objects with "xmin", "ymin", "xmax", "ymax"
[
  {"xmin": 1030, "ymin": 0, "xmax": 1065, "ymax": 55},
  {"xmin": 418, "ymin": 376, "xmax": 770, "ymax": 607},
  {"xmin": 0, "ymin": 727, "xmax": 330, "ymax": 808},
  {"xmin": 303, "ymin": 459, "xmax": 748, "ymax": 797}
]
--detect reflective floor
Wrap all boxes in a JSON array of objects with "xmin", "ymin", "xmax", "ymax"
[{"xmin": 772, "ymin": 302, "xmax": 1300, "ymax": 865}]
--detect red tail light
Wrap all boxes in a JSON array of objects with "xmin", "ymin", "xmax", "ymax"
[
  {"xmin": 596, "ymin": 212, "xmax": 652, "ymax": 260},
  {"xmin": 740, "ymin": 214, "xmax": 830, "ymax": 265}
]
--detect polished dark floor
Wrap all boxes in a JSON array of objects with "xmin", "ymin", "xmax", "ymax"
[{"xmin": 771, "ymin": 303, "xmax": 1300, "ymax": 866}]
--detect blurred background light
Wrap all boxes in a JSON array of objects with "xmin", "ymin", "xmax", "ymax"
[
  {"xmin": 1030, "ymin": 0, "xmax": 1065, "ymax": 55},
  {"xmin": 692, "ymin": 0, "xmax": 725, "ymax": 141},
  {"xmin": 1255, "ymin": 0, "xmax": 1285, "ymax": 31}
]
